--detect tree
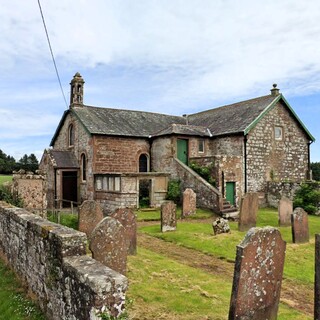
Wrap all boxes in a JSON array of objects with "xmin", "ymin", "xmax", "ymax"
[
  {"xmin": 311, "ymin": 162, "xmax": 320, "ymax": 181},
  {"xmin": 17, "ymin": 154, "xmax": 39, "ymax": 172}
]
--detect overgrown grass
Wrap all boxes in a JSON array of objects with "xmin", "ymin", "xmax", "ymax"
[
  {"xmin": 0, "ymin": 175, "xmax": 12, "ymax": 185},
  {"xmin": 47, "ymin": 211, "xmax": 78, "ymax": 230},
  {"xmin": 140, "ymin": 207, "xmax": 318, "ymax": 286},
  {"xmin": 0, "ymin": 259, "xmax": 45, "ymax": 320}
]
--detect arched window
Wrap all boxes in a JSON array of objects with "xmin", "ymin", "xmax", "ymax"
[
  {"xmin": 68, "ymin": 124, "xmax": 74, "ymax": 146},
  {"xmin": 139, "ymin": 154, "xmax": 149, "ymax": 172},
  {"xmin": 81, "ymin": 154, "xmax": 86, "ymax": 181}
]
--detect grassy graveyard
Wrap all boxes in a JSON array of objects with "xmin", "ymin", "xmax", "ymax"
[{"xmin": 0, "ymin": 174, "xmax": 12, "ymax": 185}]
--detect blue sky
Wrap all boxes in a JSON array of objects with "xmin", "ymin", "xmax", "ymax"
[{"xmin": 0, "ymin": 0, "xmax": 319, "ymax": 162}]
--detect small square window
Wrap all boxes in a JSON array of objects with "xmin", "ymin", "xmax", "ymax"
[
  {"xmin": 198, "ymin": 139, "xmax": 205, "ymax": 153},
  {"xmin": 274, "ymin": 126, "xmax": 283, "ymax": 140}
]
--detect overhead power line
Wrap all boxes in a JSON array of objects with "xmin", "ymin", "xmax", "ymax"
[{"xmin": 37, "ymin": 0, "xmax": 68, "ymax": 108}]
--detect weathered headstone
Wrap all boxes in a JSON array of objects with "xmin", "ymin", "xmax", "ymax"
[
  {"xmin": 110, "ymin": 208, "xmax": 137, "ymax": 255},
  {"xmin": 315, "ymin": 234, "xmax": 320, "ymax": 320},
  {"xmin": 212, "ymin": 218, "xmax": 231, "ymax": 235},
  {"xmin": 161, "ymin": 201, "xmax": 177, "ymax": 232},
  {"xmin": 291, "ymin": 207, "xmax": 309, "ymax": 243},
  {"xmin": 182, "ymin": 188, "xmax": 196, "ymax": 218},
  {"xmin": 78, "ymin": 200, "xmax": 104, "ymax": 237},
  {"xmin": 229, "ymin": 227, "xmax": 286, "ymax": 320},
  {"xmin": 238, "ymin": 193, "xmax": 259, "ymax": 232},
  {"xmin": 314, "ymin": 234, "xmax": 320, "ymax": 320},
  {"xmin": 278, "ymin": 197, "xmax": 292, "ymax": 227},
  {"xmin": 90, "ymin": 217, "xmax": 127, "ymax": 275}
]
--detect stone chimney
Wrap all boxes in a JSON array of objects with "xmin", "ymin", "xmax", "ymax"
[
  {"xmin": 270, "ymin": 83, "xmax": 280, "ymax": 96},
  {"xmin": 70, "ymin": 72, "xmax": 85, "ymax": 107}
]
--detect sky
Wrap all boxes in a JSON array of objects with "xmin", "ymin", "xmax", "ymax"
[{"xmin": 0, "ymin": 0, "xmax": 319, "ymax": 162}]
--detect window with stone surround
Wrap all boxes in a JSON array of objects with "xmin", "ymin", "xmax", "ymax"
[
  {"xmin": 95, "ymin": 175, "xmax": 121, "ymax": 192},
  {"xmin": 198, "ymin": 139, "xmax": 205, "ymax": 153},
  {"xmin": 274, "ymin": 126, "xmax": 283, "ymax": 140},
  {"xmin": 139, "ymin": 154, "xmax": 149, "ymax": 172},
  {"xmin": 68, "ymin": 124, "xmax": 74, "ymax": 146}
]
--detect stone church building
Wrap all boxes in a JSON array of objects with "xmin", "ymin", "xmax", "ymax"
[{"xmin": 40, "ymin": 73, "xmax": 315, "ymax": 214}]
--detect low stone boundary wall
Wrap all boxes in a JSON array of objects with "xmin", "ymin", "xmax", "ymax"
[
  {"xmin": 265, "ymin": 182, "xmax": 302, "ymax": 207},
  {"xmin": 0, "ymin": 201, "xmax": 127, "ymax": 320}
]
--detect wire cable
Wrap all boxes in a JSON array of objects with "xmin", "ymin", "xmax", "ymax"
[{"xmin": 37, "ymin": 0, "xmax": 68, "ymax": 108}]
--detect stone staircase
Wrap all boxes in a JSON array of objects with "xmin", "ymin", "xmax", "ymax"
[{"xmin": 220, "ymin": 199, "xmax": 239, "ymax": 219}]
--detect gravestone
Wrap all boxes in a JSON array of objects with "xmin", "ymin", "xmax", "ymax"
[
  {"xmin": 161, "ymin": 201, "xmax": 177, "ymax": 232},
  {"xmin": 315, "ymin": 234, "xmax": 320, "ymax": 320},
  {"xmin": 182, "ymin": 188, "xmax": 196, "ymax": 218},
  {"xmin": 278, "ymin": 197, "xmax": 292, "ymax": 227},
  {"xmin": 78, "ymin": 200, "xmax": 104, "ymax": 237},
  {"xmin": 229, "ymin": 227, "xmax": 286, "ymax": 320},
  {"xmin": 238, "ymin": 193, "xmax": 259, "ymax": 232},
  {"xmin": 291, "ymin": 207, "xmax": 309, "ymax": 243},
  {"xmin": 110, "ymin": 208, "xmax": 137, "ymax": 255},
  {"xmin": 90, "ymin": 217, "xmax": 127, "ymax": 275},
  {"xmin": 212, "ymin": 218, "xmax": 231, "ymax": 235}
]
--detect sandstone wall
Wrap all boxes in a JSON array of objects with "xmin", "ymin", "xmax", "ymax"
[
  {"xmin": 0, "ymin": 202, "xmax": 127, "ymax": 320},
  {"xmin": 12, "ymin": 171, "xmax": 47, "ymax": 217}
]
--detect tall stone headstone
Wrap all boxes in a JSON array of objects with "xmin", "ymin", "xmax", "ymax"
[
  {"xmin": 90, "ymin": 217, "xmax": 127, "ymax": 275},
  {"xmin": 110, "ymin": 208, "xmax": 137, "ymax": 255},
  {"xmin": 182, "ymin": 188, "xmax": 196, "ymax": 218},
  {"xmin": 78, "ymin": 200, "xmax": 104, "ymax": 237},
  {"xmin": 291, "ymin": 207, "xmax": 309, "ymax": 243},
  {"xmin": 238, "ymin": 193, "xmax": 259, "ymax": 232},
  {"xmin": 315, "ymin": 234, "xmax": 320, "ymax": 320},
  {"xmin": 278, "ymin": 197, "xmax": 292, "ymax": 227},
  {"xmin": 229, "ymin": 227, "xmax": 286, "ymax": 320},
  {"xmin": 161, "ymin": 201, "xmax": 177, "ymax": 232}
]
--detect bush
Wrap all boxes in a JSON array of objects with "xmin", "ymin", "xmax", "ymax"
[
  {"xmin": 166, "ymin": 179, "xmax": 181, "ymax": 204},
  {"xmin": 293, "ymin": 182, "xmax": 320, "ymax": 214},
  {"xmin": 189, "ymin": 161, "xmax": 216, "ymax": 186},
  {"xmin": 0, "ymin": 185, "xmax": 23, "ymax": 207}
]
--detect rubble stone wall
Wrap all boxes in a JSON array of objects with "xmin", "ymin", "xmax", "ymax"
[{"xmin": 0, "ymin": 202, "xmax": 127, "ymax": 320}]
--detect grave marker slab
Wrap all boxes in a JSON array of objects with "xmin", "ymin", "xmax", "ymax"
[
  {"xmin": 238, "ymin": 193, "xmax": 259, "ymax": 232},
  {"xmin": 315, "ymin": 234, "xmax": 320, "ymax": 320},
  {"xmin": 229, "ymin": 227, "xmax": 286, "ymax": 320},
  {"xmin": 182, "ymin": 188, "xmax": 196, "ymax": 218},
  {"xmin": 291, "ymin": 207, "xmax": 309, "ymax": 243},
  {"xmin": 212, "ymin": 218, "xmax": 231, "ymax": 235},
  {"xmin": 278, "ymin": 197, "xmax": 292, "ymax": 227},
  {"xmin": 110, "ymin": 208, "xmax": 137, "ymax": 255},
  {"xmin": 78, "ymin": 200, "xmax": 104, "ymax": 237},
  {"xmin": 90, "ymin": 217, "xmax": 127, "ymax": 275},
  {"xmin": 161, "ymin": 201, "xmax": 177, "ymax": 232}
]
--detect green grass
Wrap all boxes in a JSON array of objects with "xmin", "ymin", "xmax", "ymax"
[
  {"xmin": 140, "ymin": 207, "xmax": 319, "ymax": 286},
  {"xmin": 47, "ymin": 211, "xmax": 78, "ymax": 230},
  {"xmin": 0, "ymin": 259, "xmax": 45, "ymax": 320},
  {"xmin": 0, "ymin": 175, "xmax": 12, "ymax": 185}
]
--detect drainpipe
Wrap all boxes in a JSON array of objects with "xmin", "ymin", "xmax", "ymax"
[
  {"xmin": 308, "ymin": 141, "xmax": 313, "ymax": 180},
  {"xmin": 244, "ymin": 135, "xmax": 248, "ymax": 193}
]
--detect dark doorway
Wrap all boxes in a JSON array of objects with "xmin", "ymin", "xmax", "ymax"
[
  {"xmin": 62, "ymin": 171, "xmax": 78, "ymax": 207},
  {"xmin": 139, "ymin": 179, "xmax": 151, "ymax": 208}
]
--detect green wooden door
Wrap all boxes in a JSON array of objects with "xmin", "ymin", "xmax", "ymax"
[
  {"xmin": 177, "ymin": 139, "xmax": 188, "ymax": 165},
  {"xmin": 226, "ymin": 182, "xmax": 235, "ymax": 206}
]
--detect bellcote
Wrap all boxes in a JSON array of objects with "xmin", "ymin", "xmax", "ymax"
[{"xmin": 70, "ymin": 72, "xmax": 85, "ymax": 107}]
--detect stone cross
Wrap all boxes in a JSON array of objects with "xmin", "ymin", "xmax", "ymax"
[
  {"xmin": 315, "ymin": 234, "xmax": 320, "ymax": 320},
  {"xmin": 229, "ymin": 227, "xmax": 286, "ymax": 320},
  {"xmin": 78, "ymin": 200, "xmax": 104, "ymax": 237},
  {"xmin": 161, "ymin": 201, "xmax": 177, "ymax": 232},
  {"xmin": 182, "ymin": 188, "xmax": 196, "ymax": 218},
  {"xmin": 278, "ymin": 197, "xmax": 292, "ymax": 227},
  {"xmin": 291, "ymin": 207, "xmax": 309, "ymax": 243},
  {"xmin": 90, "ymin": 217, "xmax": 127, "ymax": 275},
  {"xmin": 238, "ymin": 193, "xmax": 259, "ymax": 232},
  {"xmin": 110, "ymin": 208, "xmax": 137, "ymax": 255}
]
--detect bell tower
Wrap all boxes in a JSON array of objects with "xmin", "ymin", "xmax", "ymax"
[{"xmin": 70, "ymin": 72, "xmax": 85, "ymax": 107}]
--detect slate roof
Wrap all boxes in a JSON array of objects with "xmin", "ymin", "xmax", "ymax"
[
  {"xmin": 48, "ymin": 150, "xmax": 79, "ymax": 168},
  {"xmin": 50, "ymin": 92, "xmax": 314, "ymax": 146},
  {"xmin": 73, "ymin": 105, "xmax": 186, "ymax": 137},
  {"xmin": 188, "ymin": 95, "xmax": 277, "ymax": 136}
]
